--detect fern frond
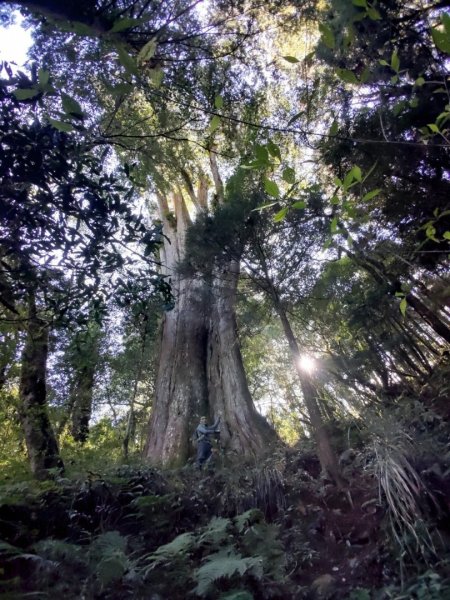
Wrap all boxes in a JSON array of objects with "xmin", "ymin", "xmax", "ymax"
[
  {"xmin": 33, "ymin": 539, "xmax": 84, "ymax": 564},
  {"xmin": 199, "ymin": 517, "xmax": 232, "ymax": 546},
  {"xmin": 193, "ymin": 550, "xmax": 262, "ymax": 597},
  {"xmin": 89, "ymin": 531, "xmax": 128, "ymax": 557},
  {"xmin": 234, "ymin": 509, "xmax": 263, "ymax": 533},
  {"xmin": 0, "ymin": 540, "xmax": 23, "ymax": 556},
  {"xmin": 145, "ymin": 532, "xmax": 195, "ymax": 571}
]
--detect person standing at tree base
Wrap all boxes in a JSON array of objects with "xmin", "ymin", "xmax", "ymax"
[{"xmin": 195, "ymin": 415, "xmax": 221, "ymax": 470}]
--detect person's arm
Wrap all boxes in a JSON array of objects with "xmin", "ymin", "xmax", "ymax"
[{"xmin": 197, "ymin": 416, "xmax": 221, "ymax": 435}]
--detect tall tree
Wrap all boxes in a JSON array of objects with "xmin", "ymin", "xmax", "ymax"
[
  {"xmin": 0, "ymin": 71, "xmax": 164, "ymax": 476},
  {"xmin": 145, "ymin": 157, "xmax": 276, "ymax": 467}
]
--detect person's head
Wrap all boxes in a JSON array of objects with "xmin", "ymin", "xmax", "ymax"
[{"xmin": 200, "ymin": 416, "xmax": 207, "ymax": 425}]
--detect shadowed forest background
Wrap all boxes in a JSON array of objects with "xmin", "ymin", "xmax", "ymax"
[{"xmin": 0, "ymin": 0, "xmax": 450, "ymax": 598}]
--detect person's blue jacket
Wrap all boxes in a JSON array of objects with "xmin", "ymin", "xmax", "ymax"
[{"xmin": 195, "ymin": 416, "xmax": 221, "ymax": 444}]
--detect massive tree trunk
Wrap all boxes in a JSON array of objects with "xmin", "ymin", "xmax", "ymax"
[
  {"xmin": 144, "ymin": 170, "xmax": 276, "ymax": 466},
  {"xmin": 207, "ymin": 260, "xmax": 276, "ymax": 453},
  {"xmin": 19, "ymin": 293, "xmax": 64, "ymax": 479}
]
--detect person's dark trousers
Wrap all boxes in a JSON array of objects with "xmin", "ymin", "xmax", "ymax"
[{"xmin": 197, "ymin": 440, "xmax": 212, "ymax": 469}]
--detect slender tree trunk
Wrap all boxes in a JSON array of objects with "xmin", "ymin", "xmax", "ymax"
[
  {"xmin": 19, "ymin": 293, "xmax": 63, "ymax": 479},
  {"xmin": 64, "ymin": 324, "xmax": 101, "ymax": 444},
  {"xmin": 70, "ymin": 363, "xmax": 96, "ymax": 443},
  {"xmin": 124, "ymin": 323, "xmax": 148, "ymax": 460},
  {"xmin": 406, "ymin": 293, "xmax": 450, "ymax": 345},
  {"xmin": 275, "ymin": 300, "xmax": 345, "ymax": 487}
]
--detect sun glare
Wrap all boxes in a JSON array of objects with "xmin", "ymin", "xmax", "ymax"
[
  {"xmin": 0, "ymin": 12, "xmax": 32, "ymax": 67},
  {"xmin": 298, "ymin": 354, "xmax": 316, "ymax": 373}
]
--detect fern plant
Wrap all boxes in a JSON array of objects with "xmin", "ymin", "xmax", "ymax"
[{"xmin": 141, "ymin": 508, "xmax": 286, "ymax": 599}]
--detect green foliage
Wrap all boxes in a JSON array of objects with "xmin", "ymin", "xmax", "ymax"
[
  {"xmin": 142, "ymin": 509, "xmax": 286, "ymax": 598},
  {"xmin": 383, "ymin": 568, "xmax": 450, "ymax": 599},
  {"xmin": 194, "ymin": 550, "xmax": 262, "ymax": 597}
]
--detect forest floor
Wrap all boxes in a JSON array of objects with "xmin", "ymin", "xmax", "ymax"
[{"xmin": 1, "ymin": 433, "xmax": 450, "ymax": 599}]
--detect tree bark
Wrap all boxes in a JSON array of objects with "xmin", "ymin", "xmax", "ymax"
[
  {"xmin": 70, "ymin": 362, "xmax": 96, "ymax": 444},
  {"xmin": 19, "ymin": 293, "xmax": 64, "ymax": 479},
  {"xmin": 275, "ymin": 299, "xmax": 345, "ymax": 487},
  {"xmin": 206, "ymin": 260, "xmax": 277, "ymax": 454},
  {"xmin": 144, "ymin": 184, "xmax": 277, "ymax": 466}
]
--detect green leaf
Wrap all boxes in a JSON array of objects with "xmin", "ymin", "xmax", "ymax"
[
  {"xmin": 336, "ymin": 68, "xmax": 358, "ymax": 84},
  {"xmin": 318, "ymin": 23, "xmax": 335, "ymax": 49},
  {"xmin": 399, "ymin": 297, "xmax": 407, "ymax": 317},
  {"xmin": 267, "ymin": 140, "xmax": 281, "ymax": 160},
  {"xmin": 392, "ymin": 101, "xmax": 406, "ymax": 116},
  {"xmin": 13, "ymin": 88, "xmax": 39, "ymax": 100},
  {"xmin": 350, "ymin": 165, "xmax": 362, "ymax": 182},
  {"xmin": 432, "ymin": 24, "xmax": 450, "ymax": 54},
  {"xmin": 343, "ymin": 171, "xmax": 355, "ymax": 189},
  {"xmin": 62, "ymin": 93, "xmax": 83, "ymax": 117},
  {"xmin": 362, "ymin": 188, "xmax": 381, "ymax": 201},
  {"xmin": 360, "ymin": 67, "xmax": 370, "ymax": 83},
  {"xmin": 414, "ymin": 76, "xmax": 425, "ymax": 87},
  {"xmin": 391, "ymin": 49, "xmax": 400, "ymax": 72},
  {"xmin": 273, "ymin": 206, "xmax": 288, "ymax": 222},
  {"xmin": 330, "ymin": 216, "xmax": 338, "ymax": 233},
  {"xmin": 38, "ymin": 68, "xmax": 50, "ymax": 88},
  {"xmin": 379, "ymin": 59, "xmax": 389, "ymax": 66},
  {"xmin": 292, "ymin": 200, "xmax": 306, "ymax": 209},
  {"xmin": 394, "ymin": 291, "xmax": 405, "ymax": 298},
  {"xmin": 110, "ymin": 17, "xmax": 142, "ymax": 32},
  {"xmin": 426, "ymin": 224, "xmax": 438, "ymax": 240},
  {"xmin": 352, "ymin": 0, "xmax": 367, "ymax": 6},
  {"xmin": 117, "ymin": 45, "xmax": 139, "ymax": 75},
  {"xmin": 390, "ymin": 74, "xmax": 399, "ymax": 84},
  {"xmin": 137, "ymin": 38, "xmax": 157, "ymax": 63},
  {"xmin": 282, "ymin": 167, "xmax": 295, "ymax": 184},
  {"xmin": 443, "ymin": 231, "xmax": 450, "ymax": 240},
  {"xmin": 329, "ymin": 120, "xmax": 339, "ymax": 136},
  {"xmin": 264, "ymin": 178, "xmax": 280, "ymax": 198},
  {"xmin": 282, "ymin": 56, "xmax": 299, "ymax": 63},
  {"xmin": 443, "ymin": 13, "xmax": 450, "ymax": 32},
  {"xmin": 367, "ymin": 7, "xmax": 381, "ymax": 20},
  {"xmin": 49, "ymin": 119, "xmax": 74, "ymax": 132},
  {"xmin": 330, "ymin": 195, "xmax": 340, "ymax": 205},
  {"xmin": 209, "ymin": 115, "xmax": 221, "ymax": 133},
  {"xmin": 254, "ymin": 144, "xmax": 269, "ymax": 162},
  {"xmin": 150, "ymin": 68, "xmax": 163, "ymax": 88},
  {"xmin": 111, "ymin": 82, "xmax": 133, "ymax": 96},
  {"xmin": 428, "ymin": 123, "xmax": 440, "ymax": 133},
  {"xmin": 334, "ymin": 177, "xmax": 343, "ymax": 187},
  {"xmin": 436, "ymin": 111, "xmax": 450, "ymax": 125},
  {"xmin": 214, "ymin": 95, "xmax": 224, "ymax": 109}
]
